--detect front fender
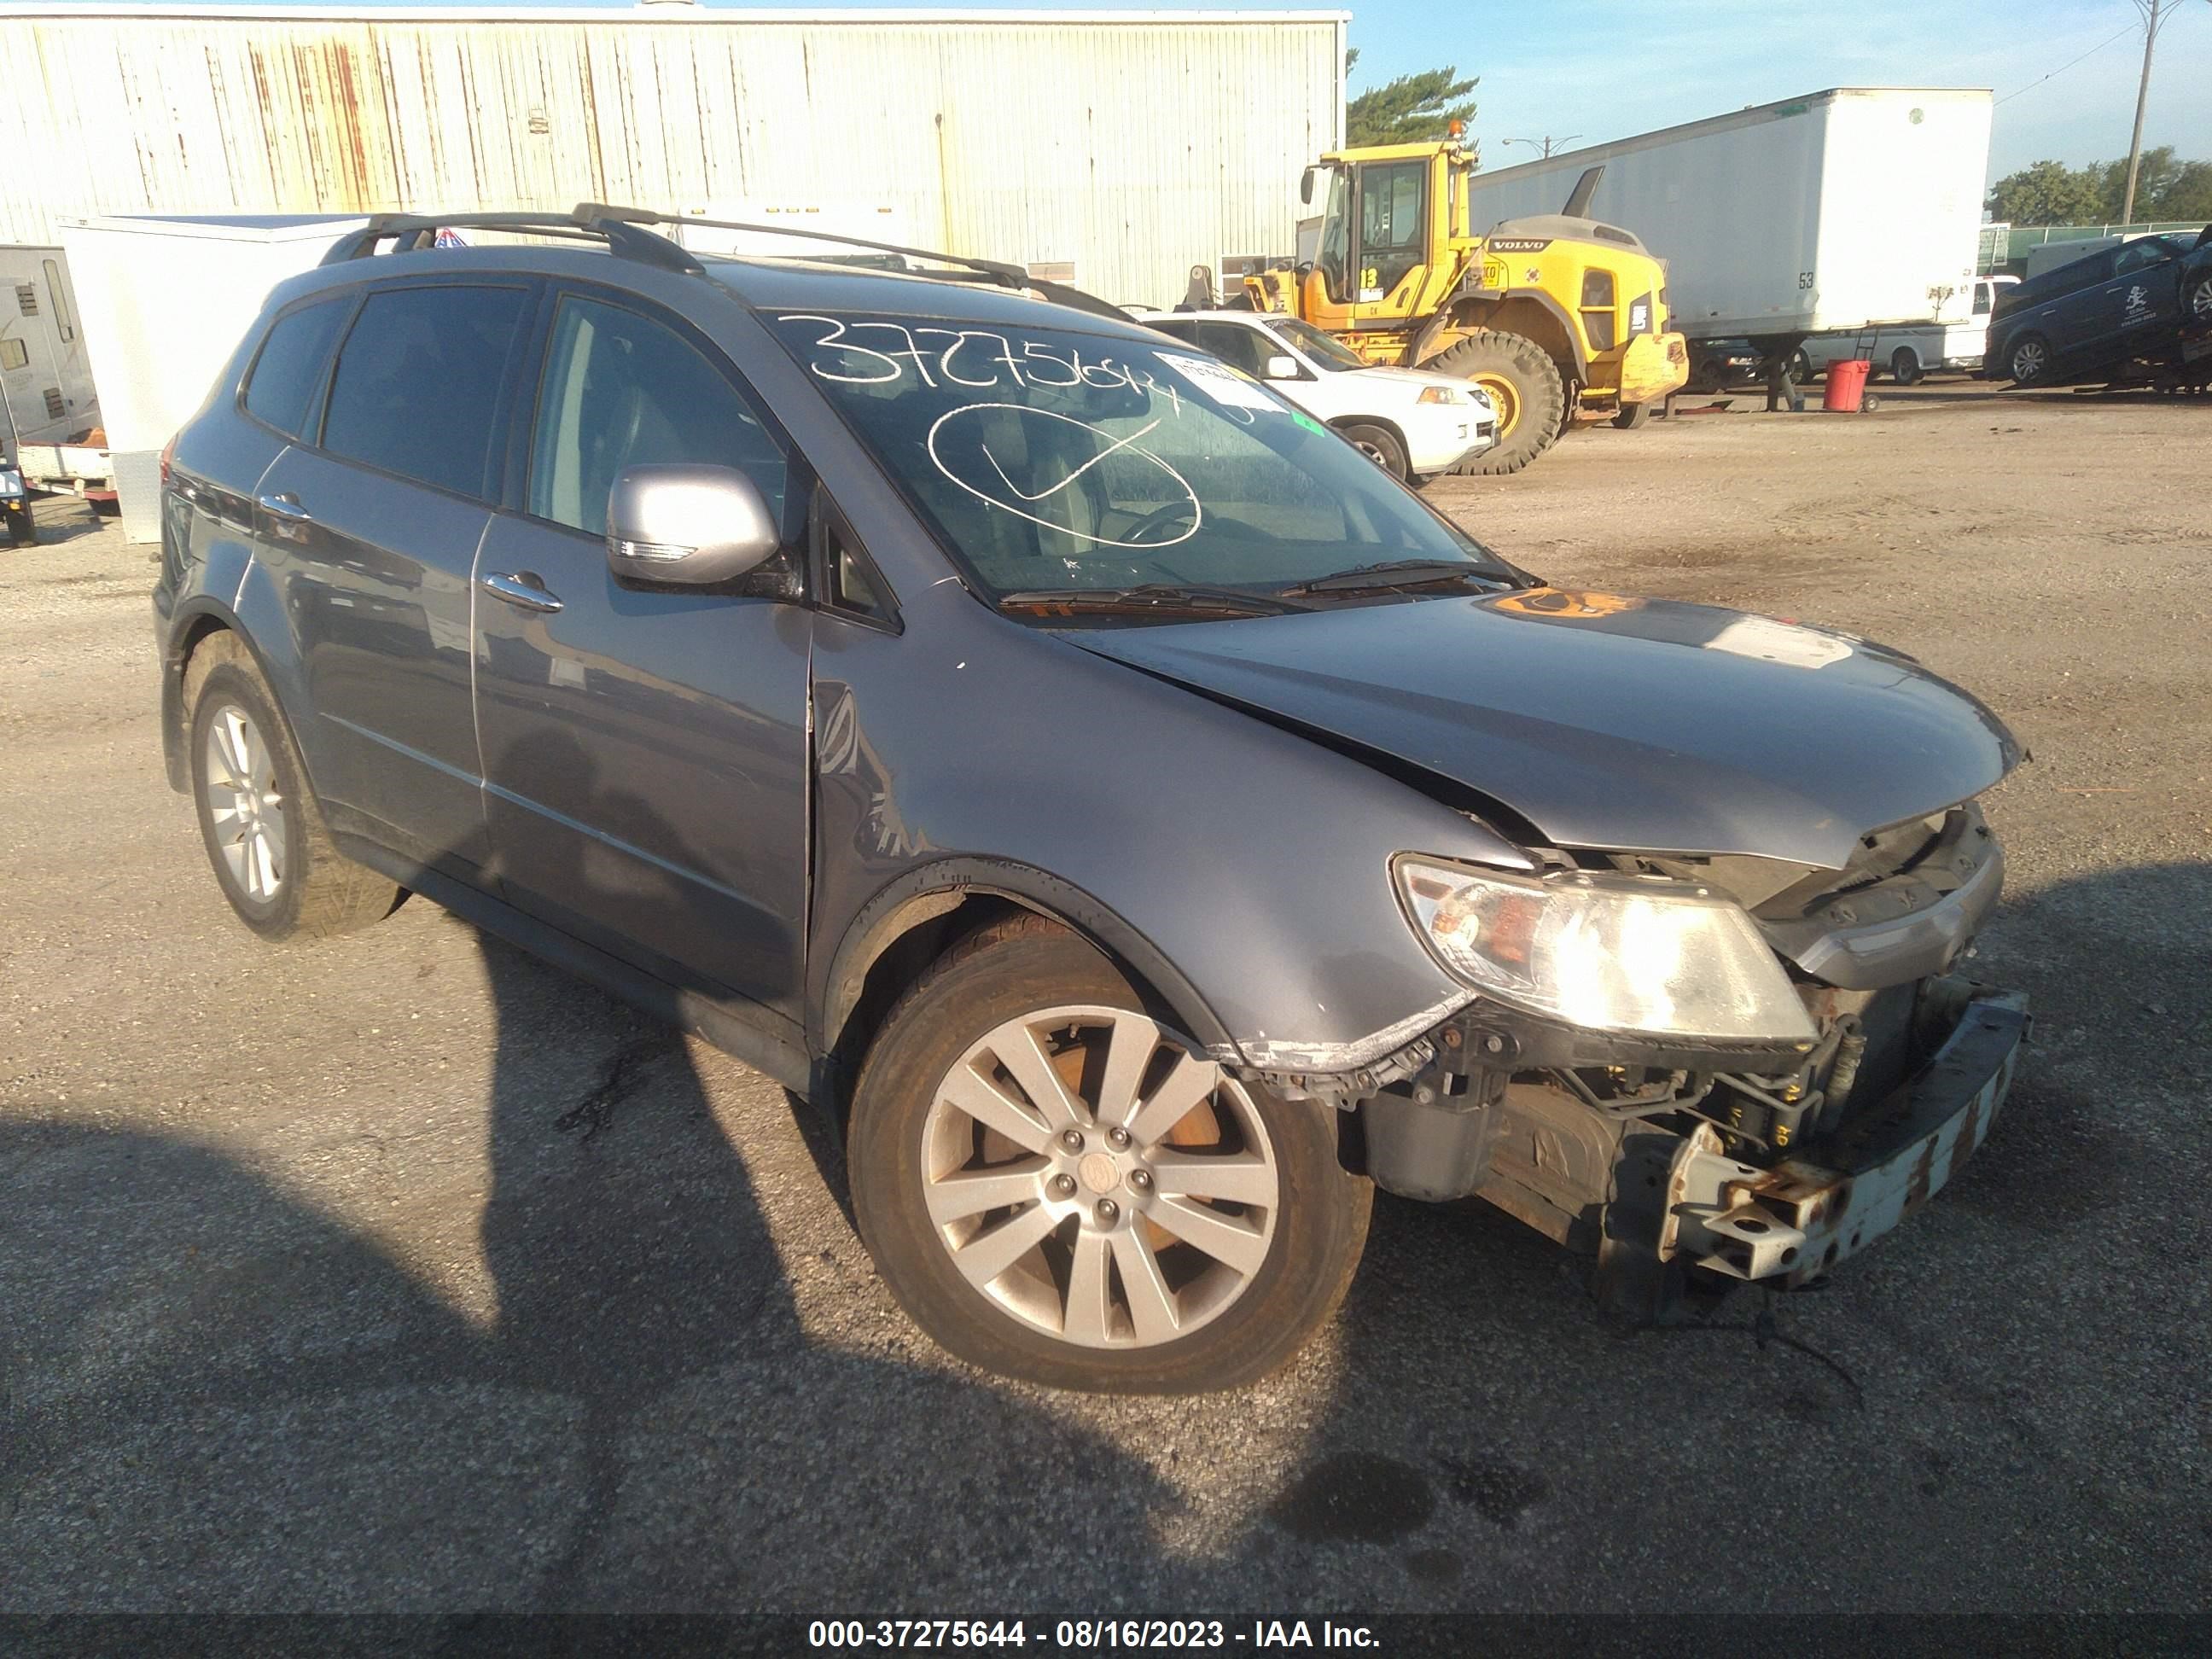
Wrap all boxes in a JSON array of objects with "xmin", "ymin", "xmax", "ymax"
[{"xmin": 805, "ymin": 607, "xmax": 1528, "ymax": 1075}]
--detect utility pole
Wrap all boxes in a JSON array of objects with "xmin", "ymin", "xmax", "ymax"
[
  {"xmin": 2121, "ymin": 0, "xmax": 2207, "ymax": 225},
  {"xmin": 1503, "ymin": 135, "xmax": 1581, "ymax": 160}
]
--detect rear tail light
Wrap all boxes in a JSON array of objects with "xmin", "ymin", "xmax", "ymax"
[{"xmin": 159, "ymin": 431, "xmax": 178, "ymax": 487}]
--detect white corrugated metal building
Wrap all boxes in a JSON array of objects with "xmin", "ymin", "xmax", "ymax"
[{"xmin": 0, "ymin": 3, "xmax": 1346, "ymax": 306}]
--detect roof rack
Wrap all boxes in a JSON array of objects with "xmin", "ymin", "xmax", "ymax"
[
  {"xmin": 577, "ymin": 203, "xmax": 1132, "ymax": 320},
  {"xmin": 320, "ymin": 208, "xmax": 705, "ymax": 275},
  {"xmin": 321, "ymin": 201, "xmax": 1132, "ymax": 323}
]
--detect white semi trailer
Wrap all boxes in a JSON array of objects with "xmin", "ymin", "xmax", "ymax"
[{"xmin": 1458, "ymin": 88, "xmax": 1993, "ymax": 370}]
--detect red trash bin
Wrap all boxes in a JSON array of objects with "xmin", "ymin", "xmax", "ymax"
[{"xmin": 1824, "ymin": 358, "xmax": 1872, "ymax": 412}]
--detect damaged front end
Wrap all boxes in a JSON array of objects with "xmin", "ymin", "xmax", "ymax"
[{"xmin": 1255, "ymin": 801, "xmax": 2029, "ymax": 1316}]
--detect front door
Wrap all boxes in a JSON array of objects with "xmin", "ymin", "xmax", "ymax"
[
  {"xmin": 2097, "ymin": 238, "xmax": 2180, "ymax": 354},
  {"xmin": 473, "ymin": 288, "xmax": 812, "ymax": 1020},
  {"xmin": 258, "ymin": 279, "xmax": 533, "ymax": 870}
]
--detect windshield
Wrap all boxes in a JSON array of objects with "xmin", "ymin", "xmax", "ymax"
[
  {"xmin": 1265, "ymin": 317, "xmax": 1369, "ymax": 372},
  {"xmin": 770, "ymin": 311, "xmax": 1504, "ymax": 606}
]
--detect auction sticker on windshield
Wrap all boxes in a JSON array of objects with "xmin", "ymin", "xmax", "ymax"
[{"xmin": 1156, "ymin": 352, "xmax": 1285, "ymax": 413}]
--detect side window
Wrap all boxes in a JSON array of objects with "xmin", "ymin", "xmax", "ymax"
[
  {"xmin": 2112, "ymin": 239, "xmax": 2170, "ymax": 276},
  {"xmin": 815, "ymin": 488, "xmax": 894, "ymax": 625},
  {"xmin": 1972, "ymin": 282, "xmax": 1993, "ymax": 317},
  {"xmin": 1356, "ymin": 160, "xmax": 1427, "ymax": 298},
  {"xmin": 528, "ymin": 294, "xmax": 785, "ymax": 538},
  {"xmin": 1148, "ymin": 319, "xmax": 1199, "ymax": 345},
  {"xmin": 42, "ymin": 260, "xmax": 75, "ymax": 342},
  {"xmin": 242, "ymin": 299, "xmax": 350, "ymax": 440},
  {"xmin": 1193, "ymin": 322, "xmax": 1268, "ymax": 377},
  {"xmin": 322, "ymin": 285, "xmax": 528, "ymax": 498}
]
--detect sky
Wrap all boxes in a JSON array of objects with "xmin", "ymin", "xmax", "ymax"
[{"xmin": 207, "ymin": 0, "xmax": 2212, "ymax": 184}]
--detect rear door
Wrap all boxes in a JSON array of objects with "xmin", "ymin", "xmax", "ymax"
[
  {"xmin": 253, "ymin": 278, "xmax": 533, "ymax": 871},
  {"xmin": 2042, "ymin": 249, "xmax": 2121, "ymax": 358},
  {"xmin": 472, "ymin": 285, "xmax": 812, "ymax": 1019}
]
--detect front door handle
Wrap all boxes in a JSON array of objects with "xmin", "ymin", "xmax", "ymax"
[
  {"xmin": 256, "ymin": 492, "xmax": 311, "ymax": 522},
  {"xmin": 481, "ymin": 570, "xmax": 564, "ymax": 614}
]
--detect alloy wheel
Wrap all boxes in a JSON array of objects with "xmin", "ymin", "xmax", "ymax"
[
  {"xmin": 2012, "ymin": 338, "xmax": 2047, "ymax": 381},
  {"xmin": 920, "ymin": 1004, "xmax": 1279, "ymax": 1349},
  {"xmin": 202, "ymin": 702, "xmax": 287, "ymax": 902}
]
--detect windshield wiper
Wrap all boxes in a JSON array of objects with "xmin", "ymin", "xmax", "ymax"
[
  {"xmin": 1278, "ymin": 558, "xmax": 1507, "ymax": 597},
  {"xmin": 997, "ymin": 584, "xmax": 1304, "ymax": 617}
]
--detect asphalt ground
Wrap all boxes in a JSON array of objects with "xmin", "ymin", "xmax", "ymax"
[{"xmin": 3, "ymin": 381, "xmax": 2207, "ymax": 1616}]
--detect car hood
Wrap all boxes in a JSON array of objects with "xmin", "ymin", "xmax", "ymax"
[
  {"xmin": 1068, "ymin": 587, "xmax": 2020, "ymax": 870},
  {"xmin": 1347, "ymin": 364, "xmax": 1479, "ymax": 400}
]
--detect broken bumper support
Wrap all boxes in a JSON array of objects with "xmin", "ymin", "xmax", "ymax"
[{"xmin": 1661, "ymin": 987, "xmax": 2029, "ymax": 1285}]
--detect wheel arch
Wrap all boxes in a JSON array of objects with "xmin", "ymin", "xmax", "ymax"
[
  {"xmin": 1419, "ymin": 293, "xmax": 1587, "ymax": 381},
  {"xmin": 812, "ymin": 859, "xmax": 1237, "ymax": 1115},
  {"xmin": 162, "ymin": 599, "xmax": 277, "ymax": 794},
  {"xmin": 1326, "ymin": 413, "xmax": 1409, "ymax": 460}
]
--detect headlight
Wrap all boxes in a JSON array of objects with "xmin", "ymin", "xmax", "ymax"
[
  {"xmin": 1394, "ymin": 857, "xmax": 1816, "ymax": 1044},
  {"xmin": 1416, "ymin": 385, "xmax": 1465, "ymax": 405}
]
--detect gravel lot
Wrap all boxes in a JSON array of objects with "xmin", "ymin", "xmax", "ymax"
[{"xmin": 3, "ymin": 384, "xmax": 2207, "ymax": 1615}]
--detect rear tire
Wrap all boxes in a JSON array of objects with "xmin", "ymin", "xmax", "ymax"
[
  {"xmin": 847, "ymin": 917, "xmax": 1371, "ymax": 1394},
  {"xmin": 1426, "ymin": 330, "xmax": 1567, "ymax": 476},
  {"xmin": 1336, "ymin": 422, "xmax": 1410, "ymax": 481},
  {"xmin": 2008, "ymin": 333, "xmax": 2053, "ymax": 387},
  {"xmin": 1889, "ymin": 346, "xmax": 1924, "ymax": 386},
  {"xmin": 183, "ymin": 632, "xmax": 404, "ymax": 941}
]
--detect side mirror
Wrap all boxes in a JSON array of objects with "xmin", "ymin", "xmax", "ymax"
[
  {"xmin": 605, "ymin": 463, "xmax": 781, "ymax": 585},
  {"xmin": 1263, "ymin": 354, "xmax": 1302, "ymax": 381},
  {"xmin": 1301, "ymin": 167, "xmax": 1317, "ymax": 207}
]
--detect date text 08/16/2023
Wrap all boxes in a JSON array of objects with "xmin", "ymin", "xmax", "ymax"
[{"xmin": 807, "ymin": 1619, "xmax": 1382, "ymax": 1650}]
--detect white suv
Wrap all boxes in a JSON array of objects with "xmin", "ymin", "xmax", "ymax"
[{"xmin": 1141, "ymin": 310, "xmax": 1495, "ymax": 484}]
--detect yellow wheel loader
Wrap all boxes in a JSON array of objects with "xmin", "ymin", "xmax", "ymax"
[{"xmin": 1247, "ymin": 134, "xmax": 1689, "ymax": 474}]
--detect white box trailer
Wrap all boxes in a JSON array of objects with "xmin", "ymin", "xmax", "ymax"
[
  {"xmin": 1458, "ymin": 88, "xmax": 1993, "ymax": 346},
  {"xmin": 1, "ymin": 243, "xmax": 100, "ymax": 447},
  {"xmin": 55, "ymin": 214, "xmax": 369, "ymax": 542}
]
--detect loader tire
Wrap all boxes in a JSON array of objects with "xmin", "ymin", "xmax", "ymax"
[{"xmin": 1426, "ymin": 331, "xmax": 1566, "ymax": 475}]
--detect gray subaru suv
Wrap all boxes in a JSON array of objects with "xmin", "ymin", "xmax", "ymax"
[{"xmin": 154, "ymin": 206, "xmax": 2028, "ymax": 1393}]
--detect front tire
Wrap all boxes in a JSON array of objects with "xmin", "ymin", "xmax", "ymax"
[
  {"xmin": 1611, "ymin": 400, "xmax": 1652, "ymax": 430},
  {"xmin": 848, "ymin": 918, "xmax": 1371, "ymax": 1394},
  {"xmin": 1336, "ymin": 422, "xmax": 1410, "ymax": 481},
  {"xmin": 184, "ymin": 632, "xmax": 404, "ymax": 941},
  {"xmin": 1426, "ymin": 330, "xmax": 1567, "ymax": 476}
]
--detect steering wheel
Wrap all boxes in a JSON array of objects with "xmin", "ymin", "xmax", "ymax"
[{"xmin": 1122, "ymin": 498, "xmax": 1201, "ymax": 545}]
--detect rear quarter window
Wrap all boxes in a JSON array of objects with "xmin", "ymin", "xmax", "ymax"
[
  {"xmin": 242, "ymin": 298, "xmax": 351, "ymax": 440},
  {"xmin": 321, "ymin": 284, "xmax": 530, "ymax": 499}
]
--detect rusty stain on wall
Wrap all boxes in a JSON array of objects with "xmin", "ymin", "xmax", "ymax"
[{"xmin": 0, "ymin": 9, "xmax": 1345, "ymax": 305}]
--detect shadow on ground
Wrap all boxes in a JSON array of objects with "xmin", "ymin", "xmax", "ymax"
[{"xmin": 3, "ymin": 863, "xmax": 2206, "ymax": 1612}]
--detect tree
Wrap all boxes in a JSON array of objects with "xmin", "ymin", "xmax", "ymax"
[
  {"xmin": 2150, "ymin": 159, "xmax": 2212, "ymax": 222},
  {"xmin": 2093, "ymin": 147, "xmax": 2212, "ymax": 221},
  {"xmin": 1345, "ymin": 57, "xmax": 1477, "ymax": 147},
  {"xmin": 1986, "ymin": 160, "xmax": 2107, "ymax": 225},
  {"xmin": 2091, "ymin": 146, "xmax": 2181, "ymax": 217}
]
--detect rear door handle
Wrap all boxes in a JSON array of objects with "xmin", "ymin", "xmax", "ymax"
[
  {"xmin": 256, "ymin": 492, "xmax": 311, "ymax": 522},
  {"xmin": 480, "ymin": 570, "xmax": 563, "ymax": 614}
]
